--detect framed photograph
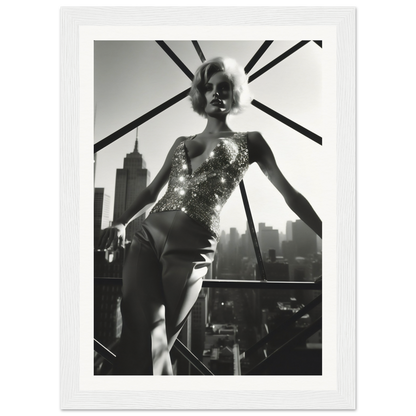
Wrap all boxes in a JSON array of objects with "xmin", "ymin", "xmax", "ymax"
[{"xmin": 61, "ymin": 7, "xmax": 356, "ymax": 409}]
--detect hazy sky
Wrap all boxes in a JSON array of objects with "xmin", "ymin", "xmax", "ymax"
[{"xmin": 94, "ymin": 40, "xmax": 324, "ymax": 236}]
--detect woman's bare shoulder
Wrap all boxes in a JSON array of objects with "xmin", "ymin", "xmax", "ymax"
[
  {"xmin": 247, "ymin": 131, "xmax": 268, "ymax": 150},
  {"xmin": 246, "ymin": 131, "xmax": 271, "ymax": 164},
  {"xmin": 167, "ymin": 136, "xmax": 187, "ymax": 150},
  {"xmin": 247, "ymin": 131, "xmax": 265, "ymax": 142},
  {"xmin": 173, "ymin": 136, "xmax": 190, "ymax": 145}
]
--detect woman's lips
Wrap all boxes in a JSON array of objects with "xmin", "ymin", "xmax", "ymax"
[{"xmin": 210, "ymin": 99, "xmax": 224, "ymax": 107}]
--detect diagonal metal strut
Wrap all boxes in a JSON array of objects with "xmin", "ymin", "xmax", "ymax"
[
  {"xmin": 244, "ymin": 40, "xmax": 274, "ymax": 74},
  {"xmin": 156, "ymin": 41, "xmax": 194, "ymax": 81},
  {"xmin": 251, "ymin": 99, "xmax": 322, "ymax": 145},
  {"xmin": 94, "ymin": 88, "xmax": 190, "ymax": 153},
  {"xmin": 248, "ymin": 40, "xmax": 311, "ymax": 83}
]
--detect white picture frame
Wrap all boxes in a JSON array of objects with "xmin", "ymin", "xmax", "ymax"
[{"xmin": 60, "ymin": 6, "xmax": 356, "ymax": 409}]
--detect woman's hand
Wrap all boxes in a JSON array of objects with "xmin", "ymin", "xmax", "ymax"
[{"xmin": 97, "ymin": 223, "xmax": 126, "ymax": 254}]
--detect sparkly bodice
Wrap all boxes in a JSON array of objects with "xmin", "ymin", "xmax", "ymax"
[{"xmin": 150, "ymin": 132, "xmax": 249, "ymax": 240}]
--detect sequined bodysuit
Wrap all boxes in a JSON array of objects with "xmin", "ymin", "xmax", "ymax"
[
  {"xmin": 150, "ymin": 132, "xmax": 250, "ymax": 240},
  {"xmin": 114, "ymin": 132, "xmax": 250, "ymax": 375}
]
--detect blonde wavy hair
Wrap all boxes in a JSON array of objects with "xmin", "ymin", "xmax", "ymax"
[{"xmin": 189, "ymin": 57, "xmax": 252, "ymax": 117}]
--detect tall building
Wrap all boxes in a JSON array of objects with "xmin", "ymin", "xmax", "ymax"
[
  {"xmin": 94, "ymin": 188, "xmax": 110, "ymax": 248},
  {"xmin": 113, "ymin": 130, "xmax": 150, "ymax": 242},
  {"xmin": 286, "ymin": 221, "xmax": 293, "ymax": 241},
  {"xmin": 282, "ymin": 240, "xmax": 297, "ymax": 263},
  {"xmin": 94, "ymin": 281, "xmax": 122, "ymax": 346},
  {"xmin": 292, "ymin": 219, "xmax": 318, "ymax": 257},
  {"xmin": 240, "ymin": 222, "xmax": 255, "ymax": 260},
  {"xmin": 258, "ymin": 222, "xmax": 280, "ymax": 256},
  {"xmin": 228, "ymin": 228, "xmax": 240, "ymax": 273}
]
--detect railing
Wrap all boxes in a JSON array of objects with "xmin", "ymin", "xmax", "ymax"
[
  {"xmin": 95, "ymin": 276, "xmax": 321, "ymax": 290},
  {"xmin": 94, "ymin": 39, "xmax": 323, "ymax": 376},
  {"xmin": 94, "ymin": 278, "xmax": 322, "ymax": 376}
]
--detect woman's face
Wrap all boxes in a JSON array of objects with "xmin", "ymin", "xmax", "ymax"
[{"xmin": 203, "ymin": 71, "xmax": 233, "ymax": 117}]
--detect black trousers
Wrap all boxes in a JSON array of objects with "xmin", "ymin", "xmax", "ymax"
[{"xmin": 113, "ymin": 211, "xmax": 217, "ymax": 375}]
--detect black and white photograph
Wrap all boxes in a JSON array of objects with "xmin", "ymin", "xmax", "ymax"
[
  {"xmin": 60, "ymin": 7, "xmax": 355, "ymax": 410},
  {"xmin": 93, "ymin": 40, "xmax": 325, "ymax": 377}
]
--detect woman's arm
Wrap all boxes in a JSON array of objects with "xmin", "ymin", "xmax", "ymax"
[
  {"xmin": 97, "ymin": 136, "xmax": 187, "ymax": 251},
  {"xmin": 247, "ymin": 131, "xmax": 322, "ymax": 239}
]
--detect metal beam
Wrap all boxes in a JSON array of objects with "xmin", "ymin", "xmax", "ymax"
[
  {"xmin": 202, "ymin": 279, "xmax": 322, "ymax": 290},
  {"xmin": 94, "ymin": 339, "xmax": 116, "ymax": 364},
  {"xmin": 242, "ymin": 294, "xmax": 322, "ymax": 359},
  {"xmin": 251, "ymin": 99, "xmax": 322, "ymax": 145},
  {"xmin": 244, "ymin": 317, "xmax": 322, "ymax": 375},
  {"xmin": 94, "ymin": 88, "xmax": 190, "ymax": 153},
  {"xmin": 93, "ymin": 337, "xmax": 214, "ymax": 375},
  {"xmin": 94, "ymin": 277, "xmax": 322, "ymax": 290},
  {"xmin": 239, "ymin": 180, "xmax": 267, "ymax": 281},
  {"xmin": 156, "ymin": 41, "xmax": 194, "ymax": 81},
  {"xmin": 173, "ymin": 339, "xmax": 214, "ymax": 375},
  {"xmin": 248, "ymin": 40, "xmax": 310, "ymax": 83},
  {"xmin": 244, "ymin": 40, "xmax": 274, "ymax": 74},
  {"xmin": 192, "ymin": 40, "xmax": 206, "ymax": 62}
]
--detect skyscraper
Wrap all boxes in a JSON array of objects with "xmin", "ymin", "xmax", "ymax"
[
  {"xmin": 286, "ymin": 220, "xmax": 293, "ymax": 241},
  {"xmin": 258, "ymin": 222, "xmax": 280, "ymax": 256},
  {"xmin": 292, "ymin": 219, "xmax": 318, "ymax": 257},
  {"xmin": 228, "ymin": 228, "xmax": 240, "ymax": 273},
  {"xmin": 94, "ymin": 188, "xmax": 110, "ymax": 247},
  {"xmin": 113, "ymin": 130, "xmax": 150, "ymax": 242}
]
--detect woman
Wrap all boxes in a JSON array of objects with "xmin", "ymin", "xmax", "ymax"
[{"xmin": 98, "ymin": 57, "xmax": 322, "ymax": 375}]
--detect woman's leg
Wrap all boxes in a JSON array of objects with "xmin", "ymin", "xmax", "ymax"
[
  {"xmin": 113, "ymin": 231, "xmax": 172, "ymax": 375},
  {"xmin": 114, "ymin": 212, "xmax": 217, "ymax": 375},
  {"xmin": 158, "ymin": 212, "xmax": 217, "ymax": 351},
  {"xmin": 164, "ymin": 262, "xmax": 206, "ymax": 351}
]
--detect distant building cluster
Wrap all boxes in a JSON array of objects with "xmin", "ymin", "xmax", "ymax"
[{"xmin": 216, "ymin": 219, "xmax": 321, "ymax": 280}]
